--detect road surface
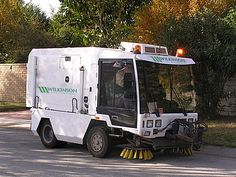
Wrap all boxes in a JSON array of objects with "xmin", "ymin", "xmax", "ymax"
[{"xmin": 0, "ymin": 111, "xmax": 236, "ymax": 177}]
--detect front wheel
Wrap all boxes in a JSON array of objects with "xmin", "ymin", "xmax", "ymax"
[
  {"xmin": 39, "ymin": 120, "xmax": 60, "ymax": 148},
  {"xmin": 87, "ymin": 127, "xmax": 111, "ymax": 158}
]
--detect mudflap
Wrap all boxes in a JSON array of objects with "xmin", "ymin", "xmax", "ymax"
[{"xmin": 193, "ymin": 121, "xmax": 208, "ymax": 150}]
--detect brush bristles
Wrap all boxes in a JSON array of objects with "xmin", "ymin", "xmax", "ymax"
[{"xmin": 120, "ymin": 148, "xmax": 153, "ymax": 160}]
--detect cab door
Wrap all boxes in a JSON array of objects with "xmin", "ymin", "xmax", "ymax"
[{"xmin": 97, "ymin": 59, "xmax": 137, "ymax": 128}]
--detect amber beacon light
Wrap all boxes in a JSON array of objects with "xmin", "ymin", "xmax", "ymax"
[
  {"xmin": 176, "ymin": 48, "xmax": 185, "ymax": 57},
  {"xmin": 134, "ymin": 45, "xmax": 141, "ymax": 54}
]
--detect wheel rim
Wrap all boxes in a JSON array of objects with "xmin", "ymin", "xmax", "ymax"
[
  {"xmin": 43, "ymin": 124, "xmax": 54, "ymax": 144},
  {"xmin": 91, "ymin": 133, "xmax": 103, "ymax": 152}
]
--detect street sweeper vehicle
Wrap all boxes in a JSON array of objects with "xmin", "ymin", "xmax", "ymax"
[{"xmin": 26, "ymin": 42, "xmax": 207, "ymax": 160}]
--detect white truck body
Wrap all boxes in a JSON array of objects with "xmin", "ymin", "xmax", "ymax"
[{"xmin": 27, "ymin": 42, "xmax": 200, "ymax": 155}]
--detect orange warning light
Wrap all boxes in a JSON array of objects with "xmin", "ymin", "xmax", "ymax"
[
  {"xmin": 176, "ymin": 48, "xmax": 185, "ymax": 57},
  {"xmin": 134, "ymin": 45, "xmax": 141, "ymax": 54}
]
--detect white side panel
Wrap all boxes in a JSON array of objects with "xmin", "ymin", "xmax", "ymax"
[
  {"xmin": 36, "ymin": 55, "xmax": 81, "ymax": 112},
  {"xmin": 26, "ymin": 51, "xmax": 37, "ymax": 107},
  {"xmin": 31, "ymin": 109, "xmax": 92, "ymax": 144},
  {"xmin": 31, "ymin": 108, "xmax": 42, "ymax": 135},
  {"xmin": 50, "ymin": 113, "xmax": 92, "ymax": 144},
  {"xmin": 73, "ymin": 49, "xmax": 100, "ymax": 115},
  {"xmin": 80, "ymin": 61, "xmax": 98, "ymax": 115}
]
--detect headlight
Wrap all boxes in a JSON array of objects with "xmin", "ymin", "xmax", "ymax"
[
  {"xmin": 146, "ymin": 120, "xmax": 153, "ymax": 128},
  {"xmin": 155, "ymin": 120, "xmax": 162, "ymax": 127}
]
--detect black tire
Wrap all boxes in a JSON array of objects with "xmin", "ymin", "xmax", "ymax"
[
  {"xmin": 39, "ymin": 120, "xmax": 60, "ymax": 148},
  {"xmin": 86, "ymin": 127, "xmax": 111, "ymax": 158}
]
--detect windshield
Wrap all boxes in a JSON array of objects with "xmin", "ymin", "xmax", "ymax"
[{"xmin": 136, "ymin": 60, "xmax": 196, "ymax": 114}]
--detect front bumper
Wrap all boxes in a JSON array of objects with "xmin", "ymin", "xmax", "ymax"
[{"xmin": 140, "ymin": 120, "xmax": 208, "ymax": 150}]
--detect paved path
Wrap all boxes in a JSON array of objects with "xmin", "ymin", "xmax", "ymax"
[
  {"xmin": 0, "ymin": 111, "xmax": 236, "ymax": 177},
  {"xmin": 0, "ymin": 110, "xmax": 30, "ymax": 128}
]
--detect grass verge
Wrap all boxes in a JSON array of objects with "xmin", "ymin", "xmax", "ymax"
[
  {"xmin": 0, "ymin": 102, "xmax": 26, "ymax": 112},
  {"xmin": 203, "ymin": 118, "xmax": 236, "ymax": 148}
]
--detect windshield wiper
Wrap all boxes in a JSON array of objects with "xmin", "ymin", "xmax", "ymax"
[
  {"xmin": 172, "ymin": 87, "xmax": 187, "ymax": 116},
  {"xmin": 150, "ymin": 93, "xmax": 160, "ymax": 117}
]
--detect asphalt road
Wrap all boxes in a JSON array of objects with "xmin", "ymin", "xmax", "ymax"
[{"xmin": 0, "ymin": 111, "xmax": 236, "ymax": 177}]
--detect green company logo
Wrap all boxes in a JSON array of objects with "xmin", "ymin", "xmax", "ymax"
[
  {"xmin": 151, "ymin": 56, "xmax": 186, "ymax": 63},
  {"xmin": 38, "ymin": 86, "xmax": 78, "ymax": 94}
]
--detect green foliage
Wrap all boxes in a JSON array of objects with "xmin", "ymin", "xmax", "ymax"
[
  {"xmin": 203, "ymin": 118, "xmax": 236, "ymax": 147},
  {"xmin": 157, "ymin": 10, "xmax": 236, "ymax": 118},
  {"xmin": 52, "ymin": 0, "xmax": 151, "ymax": 47},
  {"xmin": 224, "ymin": 8, "xmax": 236, "ymax": 28},
  {"xmin": 0, "ymin": 102, "xmax": 26, "ymax": 112},
  {"xmin": 0, "ymin": 0, "xmax": 57, "ymax": 63}
]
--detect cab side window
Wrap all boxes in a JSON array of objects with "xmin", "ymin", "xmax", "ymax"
[
  {"xmin": 99, "ymin": 60, "xmax": 136, "ymax": 109},
  {"xmin": 98, "ymin": 59, "xmax": 137, "ymax": 128}
]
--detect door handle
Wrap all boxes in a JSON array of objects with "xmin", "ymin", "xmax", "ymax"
[{"xmin": 111, "ymin": 115, "xmax": 118, "ymax": 119}]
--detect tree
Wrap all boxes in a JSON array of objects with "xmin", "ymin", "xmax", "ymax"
[
  {"xmin": 132, "ymin": 0, "xmax": 195, "ymax": 44},
  {"xmin": 131, "ymin": 0, "xmax": 236, "ymax": 44},
  {"xmin": 0, "ymin": 0, "xmax": 57, "ymax": 63},
  {"xmin": 130, "ymin": 0, "xmax": 236, "ymax": 118},
  {"xmin": 195, "ymin": 0, "xmax": 236, "ymax": 16},
  {"xmin": 157, "ymin": 10, "xmax": 236, "ymax": 118},
  {"xmin": 51, "ymin": 0, "xmax": 151, "ymax": 47}
]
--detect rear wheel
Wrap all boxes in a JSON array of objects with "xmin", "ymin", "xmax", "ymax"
[
  {"xmin": 87, "ymin": 127, "xmax": 111, "ymax": 158},
  {"xmin": 39, "ymin": 120, "xmax": 60, "ymax": 148}
]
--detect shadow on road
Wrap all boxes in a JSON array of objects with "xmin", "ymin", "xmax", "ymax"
[{"xmin": 0, "ymin": 126, "xmax": 236, "ymax": 177}]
